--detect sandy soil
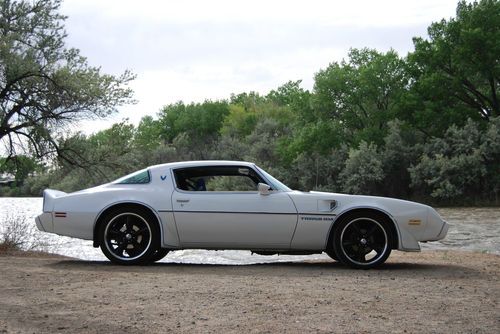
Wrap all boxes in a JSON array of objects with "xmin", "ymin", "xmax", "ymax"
[{"xmin": 0, "ymin": 250, "xmax": 499, "ymax": 334}]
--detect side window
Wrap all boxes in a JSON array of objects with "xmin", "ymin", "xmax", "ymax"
[
  {"xmin": 205, "ymin": 175, "xmax": 256, "ymax": 191},
  {"xmin": 173, "ymin": 166, "xmax": 264, "ymax": 192}
]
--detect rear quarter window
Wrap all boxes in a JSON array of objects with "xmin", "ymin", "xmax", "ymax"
[{"xmin": 115, "ymin": 170, "xmax": 151, "ymax": 184}]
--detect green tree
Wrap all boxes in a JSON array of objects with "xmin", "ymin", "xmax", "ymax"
[
  {"xmin": 285, "ymin": 147, "xmax": 349, "ymax": 192},
  {"xmin": 405, "ymin": 0, "xmax": 500, "ymax": 136},
  {"xmin": 229, "ymin": 91, "xmax": 266, "ymax": 111},
  {"xmin": 159, "ymin": 101, "xmax": 229, "ymax": 142},
  {"xmin": 159, "ymin": 101, "xmax": 229, "ymax": 159},
  {"xmin": 380, "ymin": 120, "xmax": 423, "ymax": 198},
  {"xmin": 340, "ymin": 141, "xmax": 384, "ymax": 195},
  {"xmin": 409, "ymin": 118, "xmax": 500, "ymax": 203},
  {"xmin": 267, "ymin": 80, "xmax": 313, "ymax": 123},
  {"xmin": 134, "ymin": 115, "xmax": 163, "ymax": 151},
  {"xmin": 281, "ymin": 121, "xmax": 343, "ymax": 163},
  {"xmin": 314, "ymin": 48, "xmax": 408, "ymax": 145},
  {"xmin": 0, "ymin": 0, "xmax": 135, "ymax": 163},
  {"xmin": 0, "ymin": 155, "xmax": 39, "ymax": 183},
  {"xmin": 54, "ymin": 121, "xmax": 136, "ymax": 186},
  {"xmin": 220, "ymin": 104, "xmax": 257, "ymax": 137}
]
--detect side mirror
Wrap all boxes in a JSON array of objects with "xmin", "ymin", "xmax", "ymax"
[{"xmin": 258, "ymin": 183, "xmax": 271, "ymax": 195}]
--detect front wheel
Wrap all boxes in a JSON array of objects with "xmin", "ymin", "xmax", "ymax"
[
  {"xmin": 98, "ymin": 207, "xmax": 160, "ymax": 265},
  {"xmin": 333, "ymin": 212, "xmax": 393, "ymax": 269},
  {"xmin": 326, "ymin": 249, "xmax": 339, "ymax": 261}
]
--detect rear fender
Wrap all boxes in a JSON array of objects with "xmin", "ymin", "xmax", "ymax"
[
  {"xmin": 92, "ymin": 201, "xmax": 177, "ymax": 248},
  {"xmin": 43, "ymin": 189, "xmax": 67, "ymax": 212}
]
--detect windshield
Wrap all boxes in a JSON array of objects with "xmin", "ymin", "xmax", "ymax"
[{"xmin": 256, "ymin": 166, "xmax": 291, "ymax": 192}]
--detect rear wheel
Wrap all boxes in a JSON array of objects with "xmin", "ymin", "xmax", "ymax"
[
  {"xmin": 333, "ymin": 212, "xmax": 392, "ymax": 269},
  {"xmin": 149, "ymin": 248, "xmax": 170, "ymax": 263},
  {"xmin": 99, "ymin": 207, "xmax": 160, "ymax": 265}
]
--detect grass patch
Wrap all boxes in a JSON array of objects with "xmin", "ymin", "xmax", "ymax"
[{"xmin": 0, "ymin": 215, "xmax": 49, "ymax": 255}]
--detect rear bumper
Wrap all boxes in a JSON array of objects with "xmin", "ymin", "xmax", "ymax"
[{"xmin": 35, "ymin": 213, "xmax": 53, "ymax": 233}]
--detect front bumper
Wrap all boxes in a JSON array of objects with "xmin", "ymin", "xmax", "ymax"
[
  {"xmin": 436, "ymin": 220, "xmax": 449, "ymax": 240},
  {"xmin": 424, "ymin": 220, "xmax": 449, "ymax": 242}
]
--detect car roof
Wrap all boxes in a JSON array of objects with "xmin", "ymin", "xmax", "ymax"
[{"xmin": 148, "ymin": 160, "xmax": 256, "ymax": 172}]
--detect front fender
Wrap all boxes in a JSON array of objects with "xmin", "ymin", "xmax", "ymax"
[{"xmin": 327, "ymin": 206, "xmax": 420, "ymax": 251}]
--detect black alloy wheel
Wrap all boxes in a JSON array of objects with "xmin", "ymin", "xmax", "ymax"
[
  {"xmin": 99, "ymin": 207, "xmax": 160, "ymax": 265},
  {"xmin": 333, "ymin": 212, "xmax": 392, "ymax": 269}
]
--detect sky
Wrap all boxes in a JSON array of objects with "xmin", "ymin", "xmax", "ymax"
[{"xmin": 59, "ymin": 0, "xmax": 459, "ymax": 133}]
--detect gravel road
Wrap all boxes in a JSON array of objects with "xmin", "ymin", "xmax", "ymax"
[{"xmin": 0, "ymin": 250, "xmax": 499, "ymax": 333}]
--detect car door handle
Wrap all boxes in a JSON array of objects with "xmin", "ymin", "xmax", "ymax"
[{"xmin": 176, "ymin": 199, "xmax": 190, "ymax": 203}]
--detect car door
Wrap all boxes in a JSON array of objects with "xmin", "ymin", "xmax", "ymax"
[{"xmin": 171, "ymin": 165, "xmax": 298, "ymax": 249}]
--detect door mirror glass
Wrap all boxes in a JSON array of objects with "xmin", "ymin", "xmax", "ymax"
[{"xmin": 258, "ymin": 183, "xmax": 271, "ymax": 195}]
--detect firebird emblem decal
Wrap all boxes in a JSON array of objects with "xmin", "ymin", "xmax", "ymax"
[{"xmin": 300, "ymin": 216, "xmax": 335, "ymax": 221}]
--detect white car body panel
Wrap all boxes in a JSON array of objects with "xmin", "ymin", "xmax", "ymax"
[
  {"xmin": 35, "ymin": 160, "xmax": 449, "ymax": 256},
  {"xmin": 171, "ymin": 190, "xmax": 297, "ymax": 248}
]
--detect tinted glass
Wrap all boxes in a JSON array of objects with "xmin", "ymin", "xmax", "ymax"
[
  {"xmin": 173, "ymin": 166, "xmax": 263, "ymax": 191},
  {"xmin": 116, "ymin": 170, "xmax": 150, "ymax": 184}
]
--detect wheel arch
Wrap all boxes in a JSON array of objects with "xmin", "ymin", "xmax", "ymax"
[
  {"xmin": 326, "ymin": 207, "xmax": 400, "ymax": 250},
  {"xmin": 92, "ymin": 201, "xmax": 163, "ymax": 248}
]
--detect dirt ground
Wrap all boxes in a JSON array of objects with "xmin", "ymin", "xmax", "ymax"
[{"xmin": 0, "ymin": 250, "xmax": 499, "ymax": 334}]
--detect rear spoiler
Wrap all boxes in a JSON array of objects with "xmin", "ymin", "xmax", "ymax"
[{"xmin": 43, "ymin": 189, "xmax": 67, "ymax": 212}]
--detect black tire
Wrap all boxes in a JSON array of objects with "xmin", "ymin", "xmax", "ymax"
[
  {"xmin": 149, "ymin": 248, "xmax": 170, "ymax": 263},
  {"xmin": 332, "ymin": 212, "xmax": 393, "ymax": 269},
  {"xmin": 326, "ymin": 249, "xmax": 339, "ymax": 261},
  {"xmin": 98, "ymin": 207, "xmax": 160, "ymax": 265}
]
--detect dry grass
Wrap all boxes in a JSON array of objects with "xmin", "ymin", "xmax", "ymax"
[{"xmin": 0, "ymin": 215, "xmax": 49, "ymax": 255}]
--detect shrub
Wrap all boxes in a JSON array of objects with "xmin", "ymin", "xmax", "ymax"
[
  {"xmin": 0, "ymin": 215, "xmax": 49, "ymax": 254},
  {"xmin": 340, "ymin": 141, "xmax": 384, "ymax": 194}
]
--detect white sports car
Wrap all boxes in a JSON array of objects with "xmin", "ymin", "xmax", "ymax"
[{"xmin": 36, "ymin": 160, "xmax": 448, "ymax": 268}]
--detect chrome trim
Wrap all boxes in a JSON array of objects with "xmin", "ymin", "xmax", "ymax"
[
  {"xmin": 173, "ymin": 210, "xmax": 297, "ymax": 215},
  {"xmin": 173, "ymin": 189, "xmax": 264, "ymax": 195}
]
